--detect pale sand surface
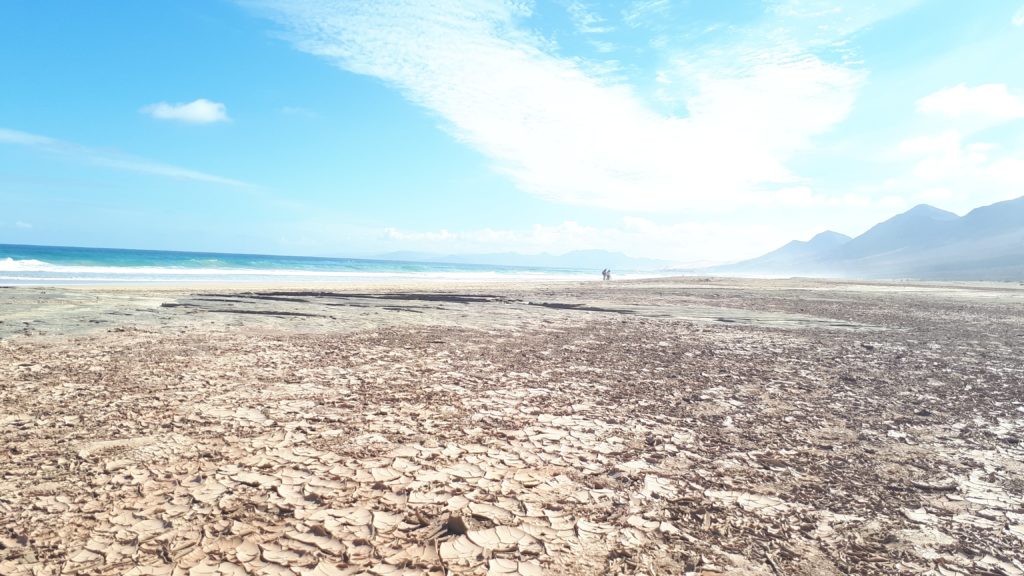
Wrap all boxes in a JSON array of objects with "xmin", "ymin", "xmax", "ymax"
[{"xmin": 1, "ymin": 277, "xmax": 1023, "ymax": 575}]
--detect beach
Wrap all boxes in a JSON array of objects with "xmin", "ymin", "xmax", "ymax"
[{"xmin": 1, "ymin": 277, "xmax": 1023, "ymax": 575}]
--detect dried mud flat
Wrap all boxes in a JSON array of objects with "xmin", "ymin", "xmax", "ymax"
[{"xmin": 1, "ymin": 278, "xmax": 1023, "ymax": 576}]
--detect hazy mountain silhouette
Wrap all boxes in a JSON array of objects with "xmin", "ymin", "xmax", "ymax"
[
  {"xmin": 719, "ymin": 230, "xmax": 851, "ymax": 273},
  {"xmin": 836, "ymin": 204, "xmax": 959, "ymax": 260},
  {"xmin": 713, "ymin": 196, "xmax": 1024, "ymax": 280},
  {"xmin": 954, "ymin": 195, "xmax": 1024, "ymax": 239}
]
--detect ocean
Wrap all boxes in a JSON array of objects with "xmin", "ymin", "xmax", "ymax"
[{"xmin": 0, "ymin": 243, "xmax": 615, "ymax": 285}]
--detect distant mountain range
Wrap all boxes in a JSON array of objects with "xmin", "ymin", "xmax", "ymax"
[
  {"xmin": 710, "ymin": 195, "xmax": 1024, "ymax": 281},
  {"xmin": 376, "ymin": 249, "xmax": 674, "ymax": 271}
]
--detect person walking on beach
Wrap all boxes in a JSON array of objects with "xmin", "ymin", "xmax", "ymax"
[{"xmin": 601, "ymin": 268, "xmax": 608, "ymax": 281}]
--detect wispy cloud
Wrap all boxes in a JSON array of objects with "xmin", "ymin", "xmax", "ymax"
[
  {"xmin": 15, "ymin": 221, "xmax": 33, "ymax": 229},
  {"xmin": 622, "ymin": 0, "xmax": 670, "ymax": 29},
  {"xmin": 281, "ymin": 105, "xmax": 318, "ymax": 118},
  {"xmin": 1014, "ymin": 5, "xmax": 1024, "ymax": 26},
  {"xmin": 565, "ymin": 2, "xmax": 612, "ymax": 34},
  {"xmin": 245, "ymin": 0, "xmax": 895, "ymax": 212},
  {"xmin": 768, "ymin": 0, "xmax": 923, "ymax": 43},
  {"xmin": 0, "ymin": 127, "xmax": 247, "ymax": 187},
  {"xmin": 0, "ymin": 128, "xmax": 58, "ymax": 147},
  {"xmin": 141, "ymin": 98, "xmax": 230, "ymax": 124}
]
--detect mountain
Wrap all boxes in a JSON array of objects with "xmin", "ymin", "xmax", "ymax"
[
  {"xmin": 956, "ymin": 196, "xmax": 1024, "ymax": 239},
  {"xmin": 720, "ymin": 230, "xmax": 851, "ymax": 274},
  {"xmin": 835, "ymin": 204, "xmax": 959, "ymax": 260},
  {"xmin": 713, "ymin": 196, "xmax": 1024, "ymax": 281},
  {"xmin": 375, "ymin": 249, "xmax": 672, "ymax": 271}
]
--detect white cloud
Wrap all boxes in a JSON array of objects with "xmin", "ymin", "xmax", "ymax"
[
  {"xmin": 1014, "ymin": 5, "xmax": 1024, "ymax": 26},
  {"xmin": 141, "ymin": 98, "xmax": 230, "ymax": 124},
  {"xmin": 916, "ymin": 83, "xmax": 1024, "ymax": 122},
  {"xmin": 898, "ymin": 131, "xmax": 997, "ymax": 181},
  {"xmin": 891, "ymin": 129, "xmax": 1024, "ymax": 211},
  {"xmin": 15, "ymin": 221, "xmax": 32, "ymax": 229},
  {"xmin": 0, "ymin": 127, "xmax": 247, "ymax": 187},
  {"xmin": 246, "ymin": 0, "xmax": 871, "ymax": 212}
]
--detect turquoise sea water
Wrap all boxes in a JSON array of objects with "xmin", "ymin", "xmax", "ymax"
[{"xmin": 0, "ymin": 244, "xmax": 607, "ymax": 285}]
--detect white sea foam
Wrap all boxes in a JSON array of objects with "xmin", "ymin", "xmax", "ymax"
[
  {"xmin": 0, "ymin": 257, "xmax": 666, "ymax": 285},
  {"xmin": 0, "ymin": 257, "xmax": 51, "ymax": 270},
  {"xmin": 1, "ymin": 261, "xmax": 581, "ymax": 284}
]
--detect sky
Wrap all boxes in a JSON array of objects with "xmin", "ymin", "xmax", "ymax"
[{"xmin": 2, "ymin": 0, "xmax": 1023, "ymax": 264}]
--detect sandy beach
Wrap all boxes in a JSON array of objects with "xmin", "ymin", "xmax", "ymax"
[{"xmin": 1, "ymin": 277, "xmax": 1023, "ymax": 575}]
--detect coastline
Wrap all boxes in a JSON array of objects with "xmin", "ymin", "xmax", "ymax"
[
  {"xmin": 2, "ymin": 278, "xmax": 1023, "ymax": 574},
  {"xmin": 0, "ymin": 244, "xmax": 665, "ymax": 286}
]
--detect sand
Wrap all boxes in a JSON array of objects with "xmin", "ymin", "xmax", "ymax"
[{"xmin": 1, "ymin": 277, "xmax": 1022, "ymax": 575}]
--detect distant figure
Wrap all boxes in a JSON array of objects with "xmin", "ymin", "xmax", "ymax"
[
  {"xmin": 601, "ymin": 268, "xmax": 609, "ymax": 281},
  {"xmin": 606, "ymin": 269, "xmax": 612, "ymax": 281}
]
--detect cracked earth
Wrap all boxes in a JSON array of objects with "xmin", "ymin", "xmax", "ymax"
[{"xmin": 1, "ymin": 278, "xmax": 1022, "ymax": 575}]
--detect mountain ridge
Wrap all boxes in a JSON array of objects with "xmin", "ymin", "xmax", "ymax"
[{"xmin": 711, "ymin": 196, "xmax": 1024, "ymax": 281}]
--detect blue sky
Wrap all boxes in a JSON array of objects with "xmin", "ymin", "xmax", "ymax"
[{"xmin": 2, "ymin": 0, "xmax": 1023, "ymax": 263}]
